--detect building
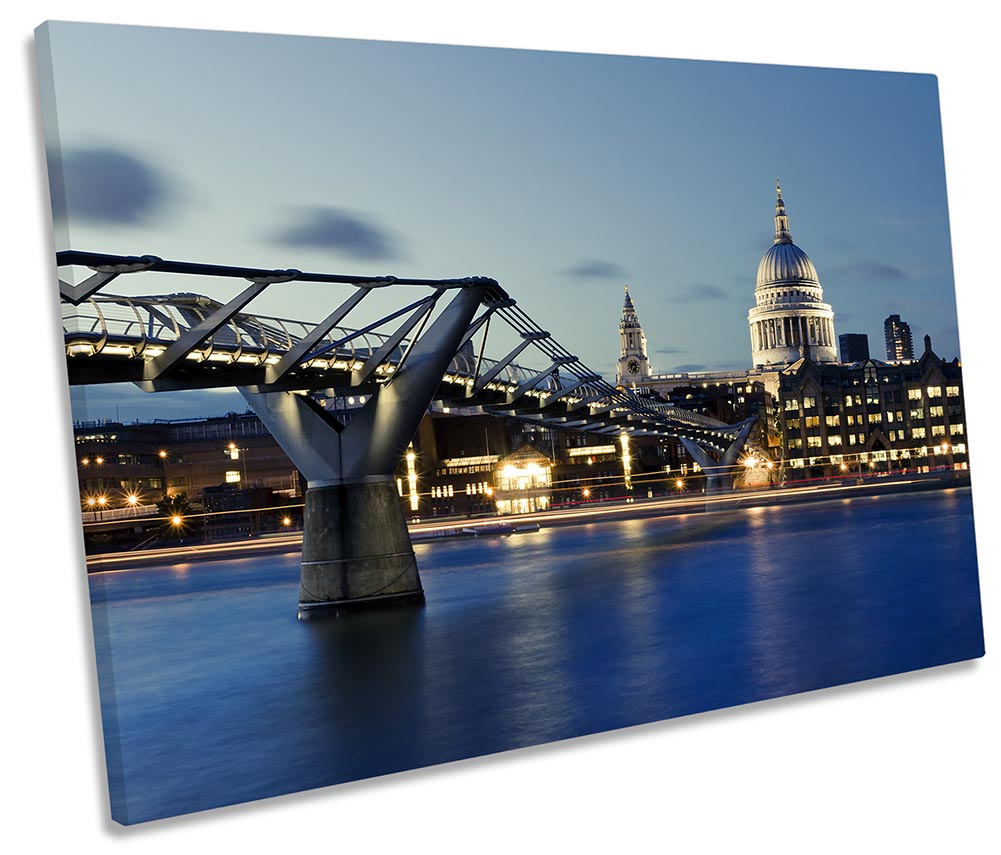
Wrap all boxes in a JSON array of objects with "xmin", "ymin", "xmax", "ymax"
[
  {"xmin": 776, "ymin": 335, "xmax": 968, "ymax": 479},
  {"xmin": 839, "ymin": 333, "xmax": 870, "ymax": 363},
  {"xmin": 884, "ymin": 314, "xmax": 915, "ymax": 361},
  {"xmin": 748, "ymin": 181, "xmax": 838, "ymax": 367}
]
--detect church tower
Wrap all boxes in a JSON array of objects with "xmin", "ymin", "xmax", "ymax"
[{"xmin": 617, "ymin": 286, "xmax": 652, "ymax": 385}]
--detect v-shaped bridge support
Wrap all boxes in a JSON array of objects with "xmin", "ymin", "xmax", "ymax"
[
  {"xmin": 679, "ymin": 418, "xmax": 758, "ymax": 493},
  {"xmin": 239, "ymin": 283, "xmax": 491, "ymax": 618}
]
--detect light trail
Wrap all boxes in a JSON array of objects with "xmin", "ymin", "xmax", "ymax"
[{"xmin": 86, "ymin": 474, "xmax": 949, "ymax": 572}]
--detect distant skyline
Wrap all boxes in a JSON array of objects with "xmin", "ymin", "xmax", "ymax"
[{"xmin": 38, "ymin": 22, "xmax": 960, "ymax": 422}]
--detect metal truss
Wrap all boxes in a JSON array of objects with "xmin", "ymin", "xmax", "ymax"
[{"xmin": 57, "ymin": 250, "xmax": 754, "ymax": 454}]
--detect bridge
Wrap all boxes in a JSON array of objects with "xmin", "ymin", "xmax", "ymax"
[{"xmin": 59, "ymin": 250, "xmax": 755, "ymax": 616}]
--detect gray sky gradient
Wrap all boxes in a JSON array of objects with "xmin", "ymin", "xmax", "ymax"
[{"xmin": 38, "ymin": 21, "xmax": 960, "ymax": 421}]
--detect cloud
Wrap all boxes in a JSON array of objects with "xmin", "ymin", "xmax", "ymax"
[
  {"xmin": 674, "ymin": 283, "xmax": 731, "ymax": 302},
  {"xmin": 654, "ymin": 346, "xmax": 688, "ymax": 355},
  {"xmin": 273, "ymin": 207, "xmax": 400, "ymax": 260},
  {"xmin": 673, "ymin": 363, "xmax": 708, "ymax": 372},
  {"xmin": 829, "ymin": 260, "xmax": 908, "ymax": 280},
  {"xmin": 562, "ymin": 260, "xmax": 626, "ymax": 279},
  {"xmin": 47, "ymin": 145, "xmax": 174, "ymax": 225}
]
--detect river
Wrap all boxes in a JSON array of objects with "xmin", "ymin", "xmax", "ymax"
[{"xmin": 88, "ymin": 487, "xmax": 984, "ymax": 824}]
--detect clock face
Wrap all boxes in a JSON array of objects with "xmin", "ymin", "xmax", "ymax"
[{"xmin": 627, "ymin": 358, "xmax": 641, "ymax": 373}]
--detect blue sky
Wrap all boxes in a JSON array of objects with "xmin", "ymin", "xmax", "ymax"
[{"xmin": 38, "ymin": 21, "xmax": 959, "ymax": 422}]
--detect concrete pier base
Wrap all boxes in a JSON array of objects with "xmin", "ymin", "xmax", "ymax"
[{"xmin": 298, "ymin": 480, "xmax": 424, "ymax": 619}]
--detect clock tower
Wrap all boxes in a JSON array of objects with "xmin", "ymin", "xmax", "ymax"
[{"xmin": 616, "ymin": 286, "xmax": 652, "ymax": 386}]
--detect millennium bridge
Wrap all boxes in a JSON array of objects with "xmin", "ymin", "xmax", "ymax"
[{"xmin": 59, "ymin": 250, "xmax": 754, "ymax": 616}]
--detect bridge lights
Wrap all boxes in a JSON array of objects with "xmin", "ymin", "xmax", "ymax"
[
  {"xmin": 582, "ymin": 487, "xmax": 591, "ymax": 499},
  {"xmin": 158, "ymin": 450, "xmax": 168, "ymax": 459},
  {"xmin": 282, "ymin": 516, "xmax": 292, "ymax": 528},
  {"xmin": 675, "ymin": 478, "xmax": 685, "ymax": 491}
]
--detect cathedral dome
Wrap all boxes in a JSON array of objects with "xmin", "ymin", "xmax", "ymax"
[{"xmin": 756, "ymin": 241, "xmax": 819, "ymax": 289}]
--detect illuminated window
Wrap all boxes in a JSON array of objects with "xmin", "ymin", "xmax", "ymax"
[
  {"xmin": 929, "ymin": 405, "xmax": 944, "ymax": 418},
  {"xmin": 829, "ymin": 435, "xmax": 842, "ymax": 445},
  {"xmin": 825, "ymin": 415, "xmax": 841, "ymax": 427},
  {"xmin": 868, "ymin": 413, "xmax": 882, "ymax": 424},
  {"xmin": 908, "ymin": 388, "xmax": 922, "ymax": 400},
  {"xmin": 784, "ymin": 398, "xmax": 799, "ymax": 412},
  {"xmin": 931, "ymin": 425, "xmax": 946, "ymax": 437},
  {"xmin": 926, "ymin": 386, "xmax": 942, "ymax": 398},
  {"xmin": 807, "ymin": 436, "xmax": 822, "ymax": 448},
  {"xmin": 802, "ymin": 396, "xmax": 817, "ymax": 409},
  {"xmin": 910, "ymin": 409, "xmax": 924, "ymax": 420},
  {"xmin": 225, "ymin": 470, "xmax": 241, "ymax": 483},
  {"xmin": 804, "ymin": 416, "xmax": 820, "ymax": 428},
  {"xmin": 912, "ymin": 427, "xmax": 927, "ymax": 439},
  {"xmin": 947, "ymin": 386, "xmax": 960, "ymax": 397},
  {"xmin": 950, "ymin": 423, "xmax": 965, "ymax": 435}
]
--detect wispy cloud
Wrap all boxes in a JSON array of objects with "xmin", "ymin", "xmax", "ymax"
[
  {"xmin": 674, "ymin": 282, "xmax": 732, "ymax": 302},
  {"xmin": 654, "ymin": 346, "xmax": 688, "ymax": 355},
  {"xmin": 273, "ymin": 206, "xmax": 400, "ymax": 260},
  {"xmin": 674, "ymin": 362, "xmax": 708, "ymax": 372},
  {"xmin": 47, "ymin": 145, "xmax": 174, "ymax": 225},
  {"xmin": 561, "ymin": 260, "xmax": 626, "ymax": 279},
  {"xmin": 829, "ymin": 260, "xmax": 907, "ymax": 280}
]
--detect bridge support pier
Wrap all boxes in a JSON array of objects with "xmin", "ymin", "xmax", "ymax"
[
  {"xmin": 240, "ymin": 282, "xmax": 491, "ymax": 617},
  {"xmin": 680, "ymin": 418, "xmax": 757, "ymax": 493},
  {"xmin": 298, "ymin": 480, "xmax": 423, "ymax": 617}
]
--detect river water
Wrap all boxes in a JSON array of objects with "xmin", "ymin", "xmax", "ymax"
[{"xmin": 89, "ymin": 488, "xmax": 984, "ymax": 824}]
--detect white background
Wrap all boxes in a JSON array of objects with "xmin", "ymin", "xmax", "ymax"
[{"xmin": 2, "ymin": 3, "xmax": 997, "ymax": 852}]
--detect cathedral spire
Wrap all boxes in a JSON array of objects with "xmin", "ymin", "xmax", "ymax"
[{"xmin": 774, "ymin": 178, "xmax": 793, "ymax": 244}]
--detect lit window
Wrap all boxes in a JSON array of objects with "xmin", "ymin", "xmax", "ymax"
[
  {"xmin": 912, "ymin": 427, "xmax": 927, "ymax": 439},
  {"xmin": 947, "ymin": 386, "xmax": 960, "ymax": 397},
  {"xmin": 803, "ymin": 396, "xmax": 817, "ymax": 409},
  {"xmin": 225, "ymin": 470, "xmax": 241, "ymax": 483},
  {"xmin": 926, "ymin": 386, "xmax": 942, "ymax": 398},
  {"xmin": 908, "ymin": 388, "xmax": 922, "ymax": 400},
  {"xmin": 910, "ymin": 409, "xmax": 924, "ymax": 420},
  {"xmin": 825, "ymin": 415, "xmax": 841, "ymax": 427},
  {"xmin": 807, "ymin": 436, "xmax": 822, "ymax": 448},
  {"xmin": 829, "ymin": 435, "xmax": 843, "ymax": 445},
  {"xmin": 950, "ymin": 423, "xmax": 965, "ymax": 435},
  {"xmin": 929, "ymin": 406, "xmax": 944, "ymax": 418},
  {"xmin": 784, "ymin": 398, "xmax": 799, "ymax": 412},
  {"xmin": 931, "ymin": 425, "xmax": 946, "ymax": 437}
]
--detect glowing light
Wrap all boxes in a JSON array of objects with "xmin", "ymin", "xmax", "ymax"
[
  {"xmin": 171, "ymin": 515, "xmax": 183, "ymax": 526},
  {"xmin": 675, "ymin": 478, "xmax": 684, "ymax": 490},
  {"xmin": 159, "ymin": 450, "xmax": 168, "ymax": 459},
  {"xmin": 619, "ymin": 433, "xmax": 633, "ymax": 490},
  {"xmin": 282, "ymin": 517, "xmax": 292, "ymax": 527},
  {"xmin": 97, "ymin": 496, "xmax": 107, "ymax": 507},
  {"xmin": 485, "ymin": 486, "xmax": 494, "ymax": 496},
  {"xmin": 405, "ymin": 445, "xmax": 419, "ymax": 511},
  {"xmin": 86, "ymin": 497, "xmax": 96, "ymax": 507},
  {"xmin": 582, "ymin": 487, "xmax": 591, "ymax": 498},
  {"xmin": 95, "ymin": 456, "xmax": 104, "ymax": 465},
  {"xmin": 126, "ymin": 493, "xmax": 140, "ymax": 506},
  {"xmin": 81, "ymin": 457, "xmax": 90, "ymax": 465}
]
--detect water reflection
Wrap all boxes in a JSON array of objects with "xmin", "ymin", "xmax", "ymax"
[{"xmin": 91, "ymin": 490, "xmax": 984, "ymax": 823}]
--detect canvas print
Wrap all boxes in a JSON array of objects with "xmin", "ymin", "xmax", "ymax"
[{"xmin": 36, "ymin": 21, "xmax": 985, "ymax": 824}]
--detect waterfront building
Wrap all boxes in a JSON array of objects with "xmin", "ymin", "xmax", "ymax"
[
  {"xmin": 885, "ymin": 314, "xmax": 915, "ymax": 361},
  {"xmin": 748, "ymin": 181, "xmax": 838, "ymax": 367},
  {"xmin": 839, "ymin": 333, "xmax": 870, "ymax": 363},
  {"xmin": 775, "ymin": 335, "xmax": 968, "ymax": 479}
]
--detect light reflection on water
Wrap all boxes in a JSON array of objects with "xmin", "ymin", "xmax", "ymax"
[{"xmin": 90, "ymin": 489, "xmax": 984, "ymax": 824}]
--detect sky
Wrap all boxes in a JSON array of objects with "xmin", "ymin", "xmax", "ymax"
[{"xmin": 37, "ymin": 21, "xmax": 960, "ymax": 422}]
